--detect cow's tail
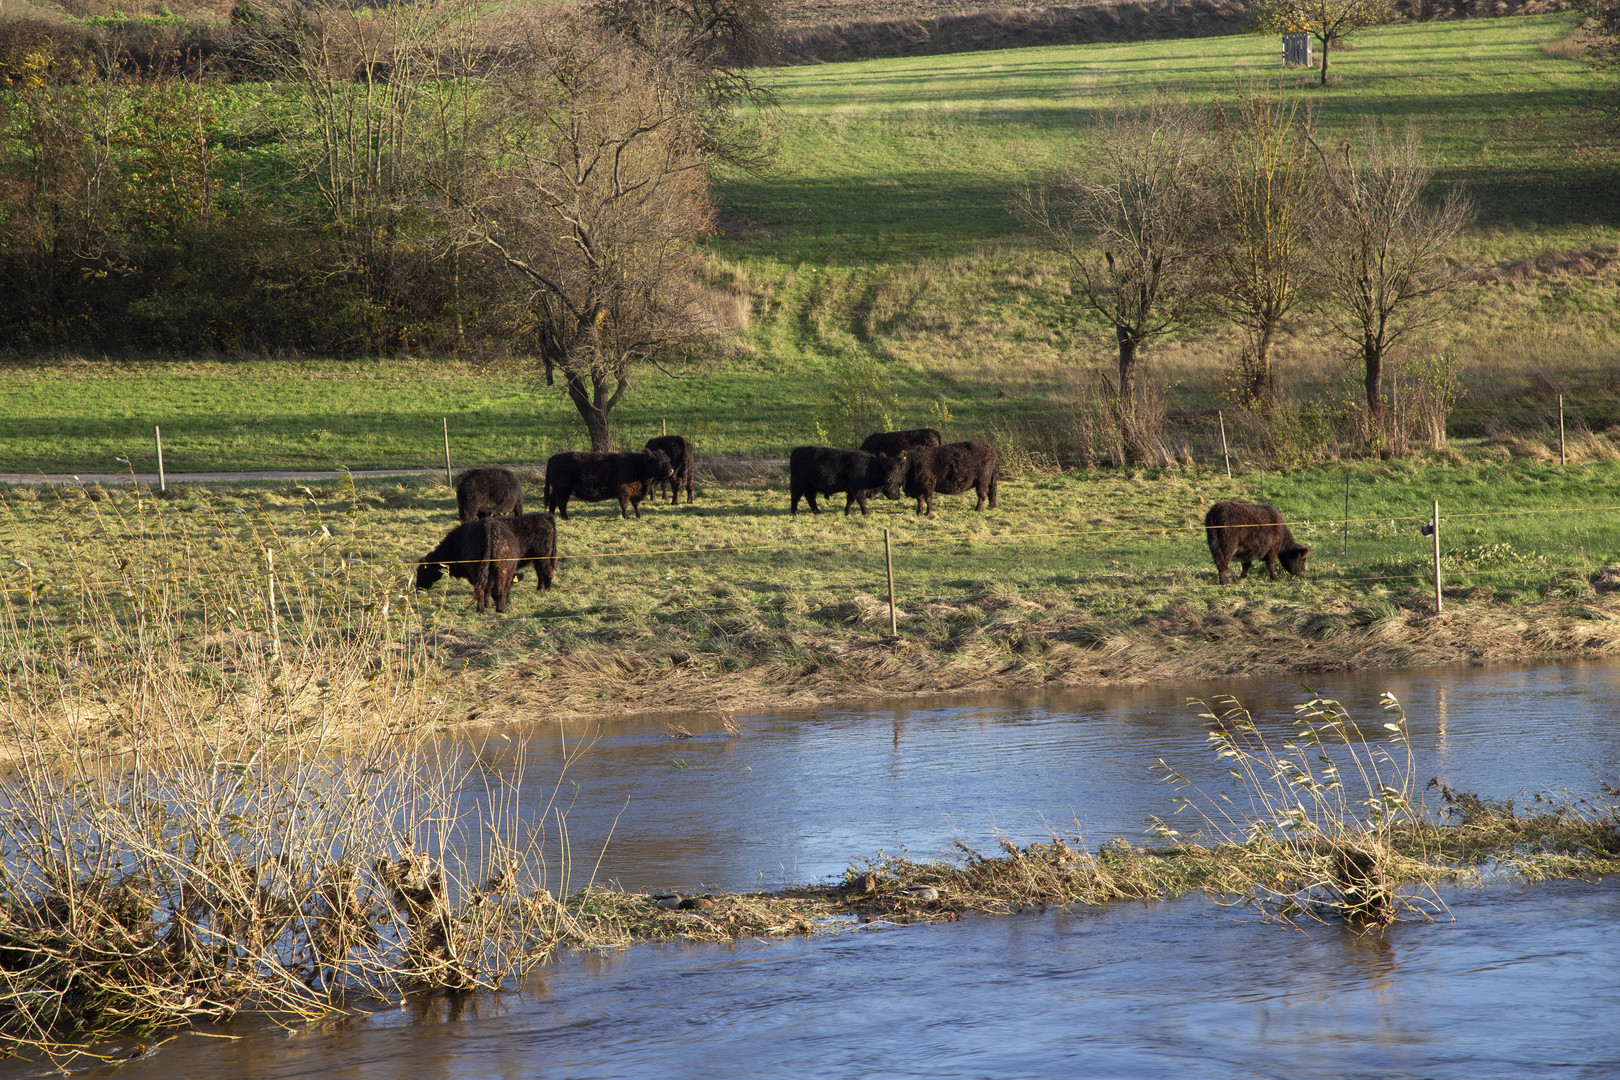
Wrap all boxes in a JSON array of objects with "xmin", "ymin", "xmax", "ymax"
[{"xmin": 989, "ymin": 463, "xmax": 998, "ymax": 509}]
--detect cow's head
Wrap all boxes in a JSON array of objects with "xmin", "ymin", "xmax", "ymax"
[
  {"xmin": 645, "ymin": 449, "xmax": 675, "ymax": 483},
  {"xmin": 1280, "ymin": 545, "xmax": 1310, "ymax": 576},
  {"xmin": 415, "ymin": 561, "xmax": 445, "ymax": 590},
  {"xmin": 873, "ymin": 453, "xmax": 907, "ymax": 500}
]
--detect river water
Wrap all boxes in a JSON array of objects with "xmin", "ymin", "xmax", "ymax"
[{"xmin": 41, "ymin": 661, "xmax": 1620, "ymax": 1078}]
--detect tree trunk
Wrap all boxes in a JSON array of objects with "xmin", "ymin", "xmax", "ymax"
[
  {"xmin": 1319, "ymin": 36, "xmax": 1331, "ymax": 85},
  {"xmin": 1363, "ymin": 337, "xmax": 1384, "ymax": 421},
  {"xmin": 564, "ymin": 371, "xmax": 625, "ymax": 451},
  {"xmin": 1247, "ymin": 323, "xmax": 1276, "ymax": 408},
  {"xmin": 1117, "ymin": 328, "xmax": 1141, "ymax": 464}
]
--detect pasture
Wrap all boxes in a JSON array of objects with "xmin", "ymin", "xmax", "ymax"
[{"xmin": 7, "ymin": 451, "xmax": 1620, "ymax": 741}]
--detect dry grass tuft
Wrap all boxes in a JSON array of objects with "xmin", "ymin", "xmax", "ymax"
[{"xmin": 1151, "ymin": 693, "xmax": 1450, "ymax": 927}]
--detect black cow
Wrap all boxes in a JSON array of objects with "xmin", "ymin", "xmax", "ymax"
[
  {"xmin": 903, "ymin": 440, "xmax": 998, "ymax": 515},
  {"xmin": 456, "ymin": 467, "xmax": 523, "ymax": 522},
  {"xmin": 644, "ymin": 434, "xmax": 696, "ymax": 505},
  {"xmin": 543, "ymin": 449, "xmax": 675, "ymax": 520},
  {"xmin": 860, "ymin": 428, "xmax": 942, "ymax": 457},
  {"xmin": 505, "ymin": 512, "xmax": 559, "ymax": 591},
  {"xmin": 1204, "ymin": 502, "xmax": 1310, "ymax": 585},
  {"xmin": 415, "ymin": 518, "xmax": 522, "ymax": 613},
  {"xmin": 788, "ymin": 445, "xmax": 906, "ymax": 516}
]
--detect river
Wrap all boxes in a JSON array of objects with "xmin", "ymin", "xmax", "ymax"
[{"xmin": 39, "ymin": 661, "xmax": 1620, "ymax": 1079}]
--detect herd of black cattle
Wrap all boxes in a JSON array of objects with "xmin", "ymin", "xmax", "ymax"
[{"xmin": 413, "ymin": 428, "xmax": 1309, "ymax": 613}]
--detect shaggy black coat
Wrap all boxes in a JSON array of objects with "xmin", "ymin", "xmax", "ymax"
[
  {"xmin": 1204, "ymin": 502, "xmax": 1310, "ymax": 585},
  {"xmin": 543, "ymin": 450, "xmax": 675, "ymax": 520},
  {"xmin": 415, "ymin": 518, "xmax": 522, "ymax": 613},
  {"xmin": 505, "ymin": 512, "xmax": 559, "ymax": 591},
  {"xmin": 788, "ymin": 445, "xmax": 907, "ymax": 516},
  {"xmin": 644, "ymin": 434, "xmax": 696, "ymax": 505},
  {"xmin": 455, "ymin": 467, "xmax": 524, "ymax": 522},
  {"xmin": 902, "ymin": 440, "xmax": 998, "ymax": 515},
  {"xmin": 860, "ymin": 428, "xmax": 942, "ymax": 457}
]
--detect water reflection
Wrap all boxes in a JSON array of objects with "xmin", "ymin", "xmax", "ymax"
[{"xmin": 454, "ymin": 660, "xmax": 1620, "ymax": 893}]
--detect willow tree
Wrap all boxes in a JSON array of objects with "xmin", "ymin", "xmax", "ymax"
[
  {"xmin": 1017, "ymin": 100, "xmax": 1210, "ymax": 463},
  {"xmin": 445, "ymin": 16, "xmax": 720, "ymax": 450},
  {"xmin": 1251, "ymin": 0, "xmax": 1393, "ymax": 85}
]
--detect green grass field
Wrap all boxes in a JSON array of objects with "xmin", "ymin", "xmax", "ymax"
[
  {"xmin": 7, "ymin": 454, "xmax": 1619, "ymax": 724},
  {"xmin": 1, "ymin": 14, "xmax": 1615, "ymax": 474},
  {"xmin": 729, "ymin": 14, "xmax": 1613, "ymax": 265}
]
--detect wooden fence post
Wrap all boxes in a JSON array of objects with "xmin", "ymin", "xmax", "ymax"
[
  {"xmin": 155, "ymin": 426, "xmax": 166, "ymax": 492},
  {"xmin": 1559, "ymin": 395, "xmax": 1566, "ymax": 467},
  {"xmin": 267, "ymin": 548, "xmax": 281, "ymax": 659},
  {"xmin": 1218, "ymin": 411, "xmax": 1231, "ymax": 480},
  {"xmin": 662, "ymin": 418, "xmax": 668, "ymax": 437},
  {"xmin": 443, "ymin": 418, "xmax": 453, "ymax": 486},
  {"xmin": 1343, "ymin": 470, "xmax": 1350, "ymax": 558},
  {"xmin": 1431, "ymin": 499, "xmax": 1443, "ymax": 615},
  {"xmin": 884, "ymin": 528, "xmax": 898, "ymax": 637}
]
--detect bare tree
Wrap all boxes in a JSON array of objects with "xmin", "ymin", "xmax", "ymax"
[
  {"xmin": 1017, "ymin": 100, "xmax": 1210, "ymax": 462},
  {"xmin": 1205, "ymin": 90, "xmax": 1325, "ymax": 408},
  {"xmin": 590, "ymin": 0, "xmax": 783, "ymax": 173},
  {"xmin": 441, "ymin": 17, "xmax": 719, "ymax": 450},
  {"xmin": 1311, "ymin": 122, "xmax": 1474, "ymax": 426},
  {"xmin": 1251, "ymin": 0, "xmax": 1394, "ymax": 86}
]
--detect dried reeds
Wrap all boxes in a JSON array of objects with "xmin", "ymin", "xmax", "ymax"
[
  {"xmin": 0, "ymin": 478, "xmax": 577, "ymax": 1064},
  {"xmin": 1151, "ymin": 692, "xmax": 1447, "ymax": 927}
]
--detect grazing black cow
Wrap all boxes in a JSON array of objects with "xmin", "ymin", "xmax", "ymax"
[
  {"xmin": 456, "ymin": 467, "xmax": 524, "ymax": 522},
  {"xmin": 788, "ymin": 445, "xmax": 906, "ymax": 516},
  {"xmin": 1204, "ymin": 502, "xmax": 1310, "ymax": 585},
  {"xmin": 903, "ymin": 440, "xmax": 998, "ymax": 515},
  {"xmin": 644, "ymin": 434, "xmax": 696, "ymax": 505},
  {"xmin": 860, "ymin": 428, "xmax": 942, "ymax": 457},
  {"xmin": 415, "ymin": 518, "xmax": 522, "ymax": 613},
  {"xmin": 543, "ymin": 449, "xmax": 675, "ymax": 520},
  {"xmin": 505, "ymin": 512, "xmax": 559, "ymax": 591}
]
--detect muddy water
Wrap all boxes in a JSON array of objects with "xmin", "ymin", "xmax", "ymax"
[{"xmin": 45, "ymin": 661, "xmax": 1620, "ymax": 1078}]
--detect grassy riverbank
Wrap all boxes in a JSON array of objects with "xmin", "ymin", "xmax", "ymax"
[{"xmin": 5, "ymin": 450, "xmax": 1620, "ymax": 759}]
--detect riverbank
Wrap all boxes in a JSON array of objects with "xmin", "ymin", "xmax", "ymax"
[
  {"xmin": 4, "ymin": 453, "xmax": 1620, "ymax": 765},
  {"xmin": 466, "ymin": 589, "xmax": 1620, "ymax": 728}
]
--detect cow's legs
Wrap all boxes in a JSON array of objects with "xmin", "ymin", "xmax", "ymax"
[
  {"xmin": 1266, "ymin": 556, "xmax": 1278, "ymax": 580},
  {"xmin": 1238, "ymin": 561, "xmax": 1252, "ymax": 580},
  {"xmin": 493, "ymin": 562, "xmax": 517, "ymax": 613}
]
